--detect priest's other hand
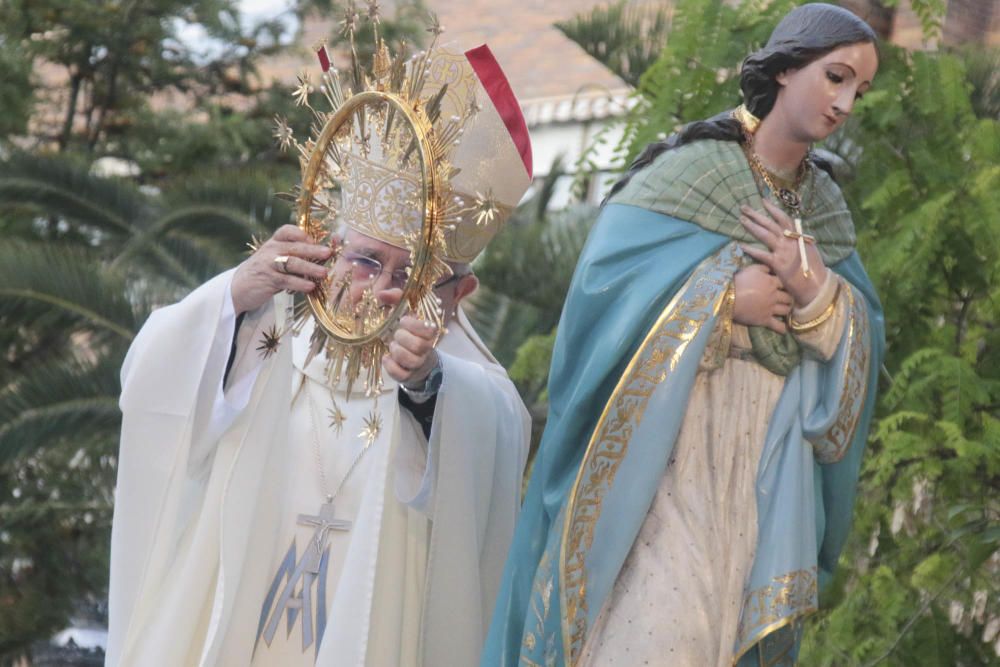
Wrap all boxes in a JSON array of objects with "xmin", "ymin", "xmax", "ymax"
[
  {"xmin": 232, "ymin": 225, "xmax": 333, "ymax": 315},
  {"xmin": 383, "ymin": 315, "xmax": 439, "ymax": 386},
  {"xmin": 733, "ymin": 263, "xmax": 793, "ymax": 334}
]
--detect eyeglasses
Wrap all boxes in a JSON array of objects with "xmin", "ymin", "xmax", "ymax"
[
  {"xmin": 340, "ymin": 250, "xmax": 469, "ymax": 292},
  {"xmin": 341, "ymin": 251, "xmax": 410, "ymax": 290}
]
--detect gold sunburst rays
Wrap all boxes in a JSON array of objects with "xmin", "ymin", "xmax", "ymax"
[
  {"xmin": 340, "ymin": 0, "xmax": 359, "ymax": 38},
  {"xmin": 246, "ymin": 233, "xmax": 265, "ymax": 256},
  {"xmin": 426, "ymin": 12, "xmax": 444, "ymax": 37},
  {"xmin": 471, "ymin": 189, "xmax": 501, "ymax": 227},
  {"xmin": 279, "ymin": 3, "xmax": 455, "ymax": 434}
]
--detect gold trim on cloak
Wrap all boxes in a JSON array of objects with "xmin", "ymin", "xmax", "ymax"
[
  {"xmin": 557, "ymin": 244, "xmax": 742, "ymax": 664},
  {"xmin": 807, "ymin": 285, "xmax": 871, "ymax": 463}
]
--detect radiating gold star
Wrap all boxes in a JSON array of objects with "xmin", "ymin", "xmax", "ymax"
[
  {"xmin": 246, "ymin": 233, "xmax": 264, "ymax": 256},
  {"xmin": 327, "ymin": 404, "xmax": 347, "ymax": 435},
  {"xmin": 293, "ymin": 72, "xmax": 312, "ymax": 107},
  {"xmin": 426, "ymin": 13, "xmax": 444, "ymax": 36},
  {"xmin": 472, "ymin": 189, "xmax": 500, "ymax": 227},
  {"xmin": 272, "ymin": 115, "xmax": 294, "ymax": 151},
  {"xmin": 466, "ymin": 96, "xmax": 482, "ymax": 118},
  {"xmin": 340, "ymin": 2, "xmax": 358, "ymax": 37},
  {"xmin": 256, "ymin": 325, "xmax": 282, "ymax": 359},
  {"xmin": 359, "ymin": 411, "xmax": 382, "ymax": 447}
]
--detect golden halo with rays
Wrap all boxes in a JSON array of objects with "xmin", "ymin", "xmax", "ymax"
[{"xmin": 273, "ymin": 3, "xmax": 465, "ymax": 400}]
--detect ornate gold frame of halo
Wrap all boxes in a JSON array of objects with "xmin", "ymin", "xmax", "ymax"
[{"xmin": 270, "ymin": 5, "xmax": 458, "ymax": 398}]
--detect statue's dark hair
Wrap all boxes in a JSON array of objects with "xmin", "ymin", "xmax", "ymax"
[{"xmin": 605, "ymin": 3, "xmax": 879, "ymax": 201}]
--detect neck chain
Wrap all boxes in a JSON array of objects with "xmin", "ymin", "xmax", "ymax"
[
  {"xmin": 294, "ymin": 380, "xmax": 379, "ymax": 574},
  {"xmin": 739, "ymin": 126, "xmax": 814, "ymax": 217},
  {"xmin": 305, "ymin": 381, "xmax": 376, "ymax": 505},
  {"xmin": 733, "ymin": 110, "xmax": 818, "ymax": 278}
]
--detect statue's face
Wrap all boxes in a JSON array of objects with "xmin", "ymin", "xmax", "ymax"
[{"xmin": 773, "ymin": 41, "xmax": 879, "ymax": 142}]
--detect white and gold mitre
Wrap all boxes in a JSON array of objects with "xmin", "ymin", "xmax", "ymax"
[{"xmin": 338, "ymin": 44, "xmax": 533, "ymax": 263}]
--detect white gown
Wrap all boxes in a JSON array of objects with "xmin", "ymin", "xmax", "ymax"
[{"xmin": 580, "ymin": 276, "xmax": 847, "ymax": 667}]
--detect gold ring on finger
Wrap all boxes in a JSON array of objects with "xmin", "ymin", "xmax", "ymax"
[
  {"xmin": 273, "ymin": 255, "xmax": 291, "ymax": 274},
  {"xmin": 782, "ymin": 229, "xmax": 816, "ymax": 244}
]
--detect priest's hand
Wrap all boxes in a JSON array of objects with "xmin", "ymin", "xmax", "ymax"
[
  {"xmin": 232, "ymin": 225, "xmax": 333, "ymax": 315},
  {"xmin": 738, "ymin": 200, "xmax": 828, "ymax": 307},
  {"xmin": 733, "ymin": 263, "xmax": 793, "ymax": 334},
  {"xmin": 383, "ymin": 315, "xmax": 439, "ymax": 386}
]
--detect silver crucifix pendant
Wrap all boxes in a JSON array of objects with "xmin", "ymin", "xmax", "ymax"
[{"xmin": 297, "ymin": 500, "xmax": 352, "ymax": 574}]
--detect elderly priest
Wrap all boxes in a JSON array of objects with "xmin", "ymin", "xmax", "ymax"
[{"xmin": 106, "ymin": 43, "xmax": 533, "ymax": 667}]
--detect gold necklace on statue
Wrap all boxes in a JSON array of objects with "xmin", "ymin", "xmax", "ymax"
[
  {"xmin": 741, "ymin": 127, "xmax": 812, "ymax": 215},
  {"xmin": 294, "ymin": 381, "xmax": 378, "ymax": 574},
  {"xmin": 736, "ymin": 118, "xmax": 817, "ymax": 278}
]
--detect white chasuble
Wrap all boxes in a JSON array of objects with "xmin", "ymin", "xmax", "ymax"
[{"xmin": 107, "ymin": 269, "xmax": 530, "ymax": 667}]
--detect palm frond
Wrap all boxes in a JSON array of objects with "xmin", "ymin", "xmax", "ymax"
[
  {"xmin": 556, "ymin": 0, "xmax": 673, "ymax": 86},
  {"xmin": 475, "ymin": 204, "xmax": 596, "ymax": 320},
  {"xmin": 0, "ymin": 354, "xmax": 122, "ymax": 463},
  {"xmin": 0, "ymin": 151, "xmax": 147, "ymax": 242},
  {"xmin": 465, "ymin": 287, "xmax": 546, "ymax": 368},
  {"xmin": 0, "ymin": 242, "xmax": 138, "ymax": 343}
]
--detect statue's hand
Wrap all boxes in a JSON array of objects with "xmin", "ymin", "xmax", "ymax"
[
  {"xmin": 733, "ymin": 263, "xmax": 793, "ymax": 334},
  {"xmin": 231, "ymin": 224, "xmax": 333, "ymax": 314},
  {"xmin": 738, "ymin": 200, "xmax": 828, "ymax": 307}
]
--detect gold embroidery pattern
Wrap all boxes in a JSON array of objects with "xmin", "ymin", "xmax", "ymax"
[
  {"xmin": 339, "ymin": 150, "xmax": 423, "ymax": 249},
  {"xmin": 558, "ymin": 244, "xmax": 742, "ymax": 664},
  {"xmin": 701, "ymin": 280, "xmax": 736, "ymax": 372},
  {"xmin": 520, "ymin": 551, "xmax": 557, "ymax": 667},
  {"xmin": 733, "ymin": 567, "xmax": 818, "ymax": 664},
  {"xmin": 809, "ymin": 285, "xmax": 871, "ymax": 463}
]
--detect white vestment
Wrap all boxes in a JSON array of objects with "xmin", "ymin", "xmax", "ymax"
[{"xmin": 106, "ymin": 269, "xmax": 529, "ymax": 667}]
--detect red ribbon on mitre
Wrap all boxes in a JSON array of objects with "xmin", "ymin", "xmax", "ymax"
[{"xmin": 464, "ymin": 44, "xmax": 533, "ymax": 179}]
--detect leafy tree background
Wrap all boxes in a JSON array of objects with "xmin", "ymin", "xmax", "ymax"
[{"xmin": 1, "ymin": 0, "xmax": 998, "ymax": 664}]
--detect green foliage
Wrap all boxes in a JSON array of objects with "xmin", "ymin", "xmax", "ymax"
[
  {"xmin": 881, "ymin": 0, "xmax": 947, "ymax": 43},
  {"xmin": 0, "ymin": 0, "xmax": 290, "ymax": 151},
  {"xmin": 554, "ymin": 0, "xmax": 671, "ymax": 87},
  {"xmin": 621, "ymin": 0, "xmax": 798, "ymax": 164},
  {"xmin": 0, "ymin": 442, "xmax": 114, "ymax": 659},
  {"xmin": 468, "ymin": 176, "xmax": 596, "ymax": 460},
  {"xmin": 0, "ymin": 39, "xmax": 33, "ymax": 139},
  {"xmin": 509, "ymin": 330, "xmax": 557, "ymax": 405}
]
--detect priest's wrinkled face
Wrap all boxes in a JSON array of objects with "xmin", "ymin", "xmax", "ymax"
[
  {"xmin": 330, "ymin": 229, "xmax": 479, "ymax": 325},
  {"xmin": 332, "ymin": 229, "xmax": 412, "ymax": 310}
]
